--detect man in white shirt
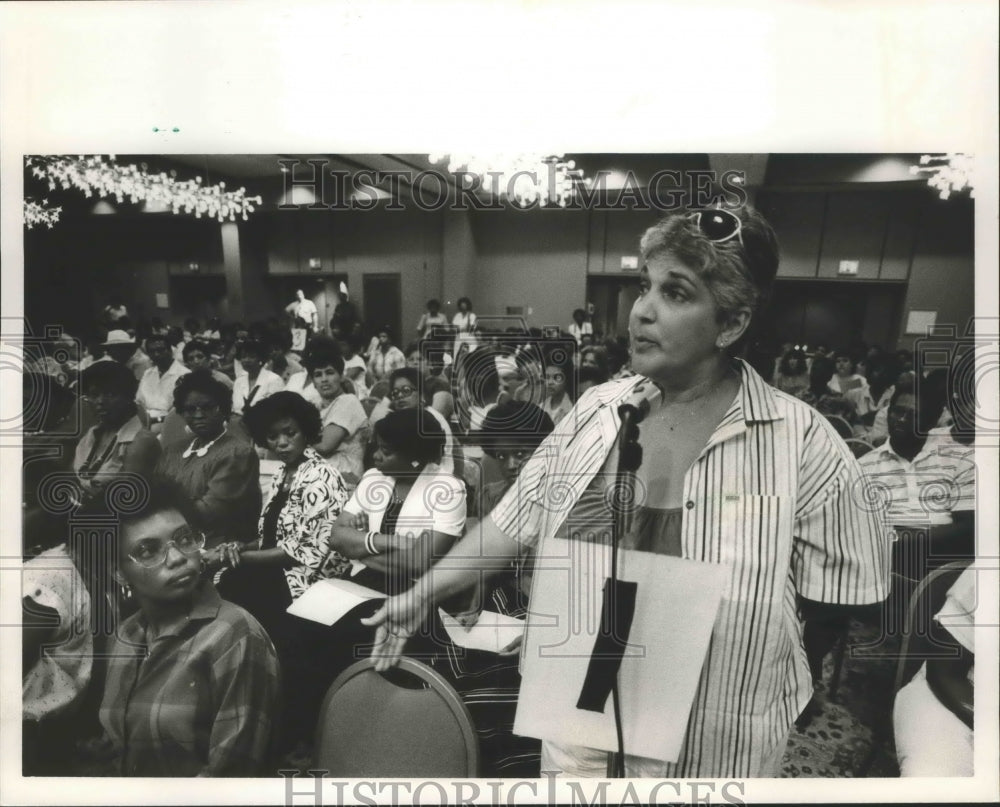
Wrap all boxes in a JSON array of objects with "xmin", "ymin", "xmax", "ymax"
[
  {"xmin": 286, "ymin": 289, "xmax": 319, "ymax": 333},
  {"xmin": 135, "ymin": 334, "xmax": 190, "ymax": 433}
]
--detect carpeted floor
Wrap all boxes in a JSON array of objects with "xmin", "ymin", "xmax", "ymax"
[{"xmin": 780, "ymin": 616, "xmax": 902, "ymax": 777}]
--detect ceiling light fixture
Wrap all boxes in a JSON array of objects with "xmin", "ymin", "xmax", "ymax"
[
  {"xmin": 909, "ymin": 153, "xmax": 975, "ymax": 200},
  {"xmin": 23, "ymin": 155, "xmax": 263, "ymax": 228},
  {"xmin": 429, "ymin": 153, "xmax": 591, "ymax": 207}
]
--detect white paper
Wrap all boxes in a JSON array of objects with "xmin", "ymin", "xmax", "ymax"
[
  {"xmin": 286, "ymin": 576, "xmax": 383, "ymax": 626},
  {"xmin": 514, "ymin": 539, "xmax": 728, "ymax": 764},
  {"xmin": 439, "ymin": 608, "xmax": 525, "ymax": 653}
]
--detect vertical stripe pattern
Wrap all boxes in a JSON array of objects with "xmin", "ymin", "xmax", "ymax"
[{"xmin": 489, "ymin": 361, "xmax": 889, "ymax": 778}]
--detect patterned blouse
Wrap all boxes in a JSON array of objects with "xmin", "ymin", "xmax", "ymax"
[{"xmin": 258, "ymin": 447, "xmax": 351, "ymax": 598}]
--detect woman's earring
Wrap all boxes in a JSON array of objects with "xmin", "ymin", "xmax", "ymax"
[
  {"xmin": 411, "ymin": 460, "xmax": 420, "ymax": 468},
  {"xmin": 120, "ymin": 581, "xmax": 133, "ymax": 600}
]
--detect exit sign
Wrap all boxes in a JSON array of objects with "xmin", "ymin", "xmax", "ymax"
[{"xmin": 838, "ymin": 260, "xmax": 859, "ymax": 276}]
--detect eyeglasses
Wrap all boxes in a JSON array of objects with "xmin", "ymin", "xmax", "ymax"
[
  {"xmin": 390, "ymin": 386, "xmax": 417, "ymax": 400},
  {"xmin": 688, "ymin": 208, "xmax": 744, "ymax": 246},
  {"xmin": 127, "ymin": 526, "xmax": 206, "ymax": 568},
  {"xmin": 178, "ymin": 403, "xmax": 221, "ymax": 416},
  {"xmin": 490, "ymin": 448, "xmax": 532, "ymax": 463}
]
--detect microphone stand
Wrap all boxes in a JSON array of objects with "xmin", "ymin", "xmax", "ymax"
[{"xmin": 606, "ymin": 398, "xmax": 647, "ymax": 778}]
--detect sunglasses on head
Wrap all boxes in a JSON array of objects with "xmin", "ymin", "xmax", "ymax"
[{"xmin": 687, "ymin": 208, "xmax": 744, "ymax": 246}]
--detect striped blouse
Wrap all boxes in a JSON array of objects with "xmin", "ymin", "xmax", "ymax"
[{"xmin": 489, "ymin": 360, "xmax": 889, "ymax": 778}]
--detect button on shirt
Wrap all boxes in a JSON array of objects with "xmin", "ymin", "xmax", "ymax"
[
  {"xmin": 488, "ymin": 361, "xmax": 888, "ymax": 778},
  {"xmin": 858, "ymin": 427, "xmax": 976, "ymax": 527},
  {"xmin": 136, "ymin": 361, "xmax": 190, "ymax": 420},
  {"xmin": 98, "ymin": 581, "xmax": 279, "ymax": 777}
]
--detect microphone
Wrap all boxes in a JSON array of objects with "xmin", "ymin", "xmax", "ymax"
[{"xmin": 617, "ymin": 381, "xmax": 662, "ymax": 424}]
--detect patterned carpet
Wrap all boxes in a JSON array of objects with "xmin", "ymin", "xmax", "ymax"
[{"xmin": 780, "ymin": 617, "xmax": 901, "ymax": 778}]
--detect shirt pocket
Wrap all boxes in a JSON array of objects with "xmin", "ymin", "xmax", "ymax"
[{"xmin": 718, "ymin": 494, "xmax": 790, "ymax": 604}]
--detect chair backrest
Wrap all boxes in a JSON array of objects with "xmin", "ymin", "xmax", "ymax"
[
  {"xmin": 314, "ymin": 657, "xmax": 479, "ymax": 777},
  {"xmin": 825, "ymin": 414, "xmax": 854, "ymax": 440},
  {"xmin": 893, "ymin": 559, "xmax": 972, "ymax": 695},
  {"xmin": 844, "ymin": 437, "xmax": 874, "ymax": 458}
]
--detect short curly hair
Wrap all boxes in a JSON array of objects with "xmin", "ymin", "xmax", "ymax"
[
  {"xmin": 639, "ymin": 206, "xmax": 779, "ymax": 351},
  {"xmin": 373, "ymin": 407, "xmax": 445, "ymax": 466},
  {"xmin": 243, "ymin": 391, "xmax": 323, "ymax": 447},
  {"xmin": 172, "ymin": 369, "xmax": 233, "ymax": 417},
  {"xmin": 302, "ymin": 337, "xmax": 345, "ymax": 375}
]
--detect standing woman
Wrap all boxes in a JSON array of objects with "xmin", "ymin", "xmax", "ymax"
[
  {"xmin": 156, "ymin": 371, "xmax": 261, "ymax": 549},
  {"xmin": 364, "ymin": 206, "xmax": 888, "ymax": 779},
  {"xmin": 451, "ymin": 296, "xmax": 478, "ymax": 356},
  {"xmin": 307, "ymin": 337, "xmax": 369, "ymax": 485}
]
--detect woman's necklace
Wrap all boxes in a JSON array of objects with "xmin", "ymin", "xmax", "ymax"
[{"xmin": 650, "ymin": 371, "xmax": 735, "ymax": 431}]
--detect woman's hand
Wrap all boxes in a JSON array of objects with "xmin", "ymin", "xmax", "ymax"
[
  {"xmin": 222, "ymin": 541, "xmax": 243, "ymax": 568},
  {"xmin": 498, "ymin": 633, "xmax": 523, "ymax": 656},
  {"xmin": 202, "ymin": 547, "xmax": 227, "ymax": 574},
  {"xmin": 360, "ymin": 587, "xmax": 432, "ymax": 672}
]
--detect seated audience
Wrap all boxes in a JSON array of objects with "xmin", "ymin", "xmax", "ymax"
[
  {"xmin": 232, "ymin": 339, "xmax": 284, "ymax": 416},
  {"xmin": 211, "ymin": 392, "xmax": 351, "ymax": 635},
  {"xmin": 156, "ymin": 371, "xmax": 261, "ymax": 548},
  {"xmin": 331, "ymin": 407, "xmax": 465, "ymax": 596},
  {"xmin": 773, "ymin": 348, "xmax": 810, "ymax": 396},
  {"xmin": 22, "ymin": 518, "xmax": 93, "ymax": 776},
  {"xmin": 337, "ymin": 334, "xmax": 370, "ymax": 399},
  {"xmin": 101, "ymin": 329, "xmax": 151, "ymax": 381},
  {"xmin": 367, "ymin": 326, "xmax": 407, "ymax": 383},
  {"xmin": 136, "ymin": 333, "xmax": 190, "ymax": 434},
  {"xmin": 828, "ymin": 349, "xmax": 868, "ymax": 395},
  {"xmin": 96, "ymin": 483, "xmax": 280, "ymax": 776},
  {"xmin": 183, "ymin": 338, "xmax": 233, "ymax": 389},
  {"xmin": 306, "ymin": 337, "xmax": 368, "ymax": 484},
  {"xmin": 74, "ymin": 362, "xmax": 160, "ymax": 503},
  {"xmin": 541, "ymin": 361, "xmax": 573, "ymax": 425}
]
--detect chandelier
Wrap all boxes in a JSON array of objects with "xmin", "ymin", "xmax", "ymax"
[
  {"xmin": 909, "ymin": 153, "xmax": 974, "ymax": 200},
  {"xmin": 429, "ymin": 153, "xmax": 591, "ymax": 207},
  {"xmin": 24, "ymin": 155, "xmax": 263, "ymax": 229}
]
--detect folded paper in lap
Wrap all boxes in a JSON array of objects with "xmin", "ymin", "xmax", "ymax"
[
  {"xmin": 439, "ymin": 608, "xmax": 525, "ymax": 653},
  {"xmin": 514, "ymin": 538, "xmax": 727, "ymax": 764},
  {"xmin": 287, "ymin": 577, "xmax": 384, "ymax": 626}
]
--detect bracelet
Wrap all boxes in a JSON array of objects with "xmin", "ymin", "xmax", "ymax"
[{"xmin": 364, "ymin": 529, "xmax": 380, "ymax": 556}]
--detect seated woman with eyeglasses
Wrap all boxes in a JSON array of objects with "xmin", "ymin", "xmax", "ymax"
[
  {"xmin": 95, "ymin": 482, "xmax": 280, "ymax": 777},
  {"xmin": 370, "ymin": 367, "xmax": 463, "ymax": 478},
  {"xmin": 156, "ymin": 370, "xmax": 261, "ymax": 549},
  {"xmin": 73, "ymin": 361, "xmax": 161, "ymax": 503}
]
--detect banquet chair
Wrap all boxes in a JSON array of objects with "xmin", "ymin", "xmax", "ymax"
[
  {"xmin": 825, "ymin": 414, "xmax": 854, "ymax": 440},
  {"xmin": 314, "ymin": 657, "xmax": 479, "ymax": 777},
  {"xmin": 844, "ymin": 437, "xmax": 874, "ymax": 459},
  {"xmin": 856, "ymin": 559, "xmax": 971, "ymax": 776}
]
